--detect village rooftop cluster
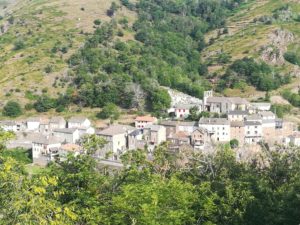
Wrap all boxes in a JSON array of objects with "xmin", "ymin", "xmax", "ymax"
[{"xmin": 0, "ymin": 91, "xmax": 298, "ymax": 165}]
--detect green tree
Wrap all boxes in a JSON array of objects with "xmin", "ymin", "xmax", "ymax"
[
  {"xmin": 97, "ymin": 103, "xmax": 120, "ymax": 122},
  {"xmin": 3, "ymin": 101, "xmax": 22, "ymax": 117},
  {"xmin": 230, "ymin": 139, "xmax": 239, "ymax": 149}
]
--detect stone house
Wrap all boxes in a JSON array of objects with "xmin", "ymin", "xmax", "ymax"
[
  {"xmin": 205, "ymin": 96, "xmax": 249, "ymax": 114},
  {"xmin": 174, "ymin": 103, "xmax": 202, "ymax": 119},
  {"xmin": 227, "ymin": 110, "xmax": 249, "ymax": 122},
  {"xmin": 199, "ymin": 118, "xmax": 230, "ymax": 143},
  {"xmin": 0, "ymin": 120, "xmax": 22, "ymax": 132},
  {"xmin": 59, "ymin": 144, "xmax": 82, "ymax": 161},
  {"xmin": 249, "ymin": 102, "xmax": 271, "ymax": 113},
  {"xmin": 32, "ymin": 136, "xmax": 62, "ymax": 160},
  {"xmin": 128, "ymin": 129, "xmax": 146, "ymax": 150},
  {"xmin": 49, "ymin": 117, "xmax": 66, "ymax": 130},
  {"xmin": 143, "ymin": 125, "xmax": 166, "ymax": 148},
  {"xmin": 230, "ymin": 121, "xmax": 245, "ymax": 145},
  {"xmin": 159, "ymin": 120, "xmax": 177, "ymax": 137},
  {"xmin": 97, "ymin": 125, "xmax": 135, "ymax": 160},
  {"xmin": 159, "ymin": 121, "xmax": 197, "ymax": 137},
  {"xmin": 53, "ymin": 128, "xmax": 80, "ymax": 144},
  {"xmin": 190, "ymin": 128, "xmax": 211, "ymax": 150},
  {"xmin": 135, "ymin": 115, "xmax": 157, "ymax": 129},
  {"xmin": 68, "ymin": 117, "xmax": 91, "ymax": 129},
  {"xmin": 167, "ymin": 131, "xmax": 190, "ymax": 151}
]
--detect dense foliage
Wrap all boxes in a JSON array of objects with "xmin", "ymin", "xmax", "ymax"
[
  {"xmin": 218, "ymin": 58, "xmax": 291, "ymax": 91},
  {"xmin": 2, "ymin": 101, "xmax": 22, "ymax": 117},
  {"xmin": 282, "ymin": 89, "xmax": 300, "ymax": 107},
  {"xmin": 66, "ymin": 0, "xmax": 250, "ymax": 113},
  {"xmin": 1, "ymin": 129, "xmax": 300, "ymax": 224},
  {"xmin": 284, "ymin": 51, "xmax": 300, "ymax": 66}
]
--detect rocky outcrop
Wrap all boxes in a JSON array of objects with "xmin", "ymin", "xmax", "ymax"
[{"xmin": 260, "ymin": 29, "xmax": 294, "ymax": 65}]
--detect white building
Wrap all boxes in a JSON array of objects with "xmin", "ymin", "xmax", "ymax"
[
  {"xmin": 174, "ymin": 103, "xmax": 202, "ymax": 119},
  {"xmin": 259, "ymin": 111, "xmax": 276, "ymax": 120},
  {"xmin": 32, "ymin": 136, "xmax": 62, "ymax": 159},
  {"xmin": 27, "ymin": 117, "xmax": 41, "ymax": 131},
  {"xmin": 78, "ymin": 127, "xmax": 95, "ymax": 137},
  {"xmin": 198, "ymin": 118, "xmax": 230, "ymax": 142},
  {"xmin": 49, "ymin": 117, "xmax": 66, "ymax": 130},
  {"xmin": 0, "ymin": 121, "xmax": 20, "ymax": 132},
  {"xmin": 135, "ymin": 115, "xmax": 157, "ymax": 129},
  {"xmin": 53, "ymin": 128, "xmax": 80, "ymax": 144},
  {"xmin": 227, "ymin": 110, "xmax": 249, "ymax": 122},
  {"xmin": 249, "ymin": 102, "xmax": 271, "ymax": 113},
  {"xmin": 68, "ymin": 117, "xmax": 91, "ymax": 129},
  {"xmin": 244, "ymin": 121, "xmax": 262, "ymax": 144}
]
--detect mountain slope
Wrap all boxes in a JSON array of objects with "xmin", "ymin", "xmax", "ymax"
[
  {"xmin": 202, "ymin": 0, "xmax": 300, "ymax": 98},
  {"xmin": 0, "ymin": 0, "xmax": 136, "ymax": 105}
]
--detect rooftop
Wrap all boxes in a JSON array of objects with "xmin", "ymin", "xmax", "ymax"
[
  {"xmin": 135, "ymin": 115, "xmax": 157, "ymax": 122},
  {"xmin": 68, "ymin": 116, "xmax": 89, "ymax": 123},
  {"xmin": 159, "ymin": 120, "xmax": 197, "ymax": 127},
  {"xmin": 199, "ymin": 118, "xmax": 230, "ymax": 125},
  {"xmin": 245, "ymin": 121, "xmax": 262, "ymax": 126},
  {"xmin": 53, "ymin": 128, "xmax": 78, "ymax": 134},
  {"xmin": 27, "ymin": 117, "xmax": 41, "ymax": 123},
  {"xmin": 97, "ymin": 124, "xmax": 135, "ymax": 136},
  {"xmin": 251, "ymin": 102, "xmax": 271, "ymax": 107},
  {"xmin": 32, "ymin": 135, "xmax": 63, "ymax": 145},
  {"xmin": 230, "ymin": 121, "xmax": 245, "ymax": 127},
  {"xmin": 60, "ymin": 143, "xmax": 82, "ymax": 152},
  {"xmin": 228, "ymin": 110, "xmax": 249, "ymax": 115},
  {"xmin": 0, "ymin": 120, "xmax": 16, "ymax": 126},
  {"xmin": 168, "ymin": 131, "xmax": 190, "ymax": 139},
  {"xmin": 144, "ymin": 124, "xmax": 164, "ymax": 132},
  {"xmin": 259, "ymin": 111, "xmax": 275, "ymax": 117},
  {"xmin": 193, "ymin": 127, "xmax": 209, "ymax": 134},
  {"xmin": 175, "ymin": 103, "xmax": 202, "ymax": 109},
  {"xmin": 50, "ymin": 116, "xmax": 66, "ymax": 124},
  {"xmin": 246, "ymin": 114, "xmax": 262, "ymax": 121},
  {"xmin": 207, "ymin": 97, "xmax": 249, "ymax": 105}
]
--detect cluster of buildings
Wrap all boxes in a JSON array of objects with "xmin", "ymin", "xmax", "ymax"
[
  {"xmin": 0, "ymin": 116, "xmax": 93, "ymax": 165},
  {"xmin": 1, "ymin": 91, "xmax": 299, "ymax": 165}
]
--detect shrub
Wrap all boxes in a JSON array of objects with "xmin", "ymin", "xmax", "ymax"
[
  {"xmin": 25, "ymin": 103, "xmax": 34, "ymax": 111},
  {"xmin": 33, "ymin": 95, "xmax": 56, "ymax": 112},
  {"xmin": 97, "ymin": 103, "xmax": 120, "ymax": 121},
  {"xmin": 284, "ymin": 51, "xmax": 300, "ymax": 65},
  {"xmin": 44, "ymin": 65, "xmax": 53, "ymax": 73},
  {"xmin": 94, "ymin": 19, "xmax": 101, "ymax": 26},
  {"xmin": 14, "ymin": 40, "xmax": 25, "ymax": 50},
  {"xmin": 3, "ymin": 101, "xmax": 22, "ymax": 117},
  {"xmin": 230, "ymin": 139, "xmax": 239, "ymax": 149}
]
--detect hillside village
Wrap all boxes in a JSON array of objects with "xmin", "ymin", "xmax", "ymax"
[{"xmin": 0, "ymin": 90, "xmax": 298, "ymax": 166}]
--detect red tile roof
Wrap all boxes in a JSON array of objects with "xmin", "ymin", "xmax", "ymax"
[{"xmin": 135, "ymin": 116, "xmax": 157, "ymax": 123}]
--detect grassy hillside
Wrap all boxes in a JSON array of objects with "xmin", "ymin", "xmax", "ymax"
[
  {"xmin": 0, "ymin": 0, "xmax": 136, "ymax": 106},
  {"xmin": 202, "ymin": 0, "xmax": 300, "ymax": 97}
]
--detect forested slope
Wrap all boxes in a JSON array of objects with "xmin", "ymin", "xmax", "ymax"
[
  {"xmin": 1, "ymin": 0, "xmax": 300, "ymax": 117},
  {"xmin": 1, "ymin": 130, "xmax": 300, "ymax": 224}
]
